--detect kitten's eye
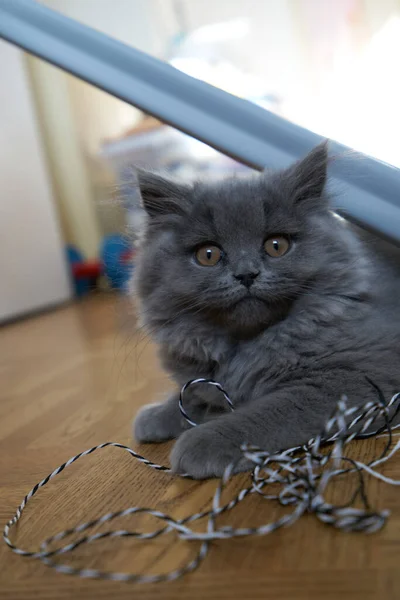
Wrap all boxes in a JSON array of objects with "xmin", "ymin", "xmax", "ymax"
[
  {"xmin": 195, "ymin": 245, "xmax": 222, "ymax": 266},
  {"xmin": 264, "ymin": 235, "xmax": 290, "ymax": 258}
]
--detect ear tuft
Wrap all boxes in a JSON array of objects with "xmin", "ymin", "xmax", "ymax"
[
  {"xmin": 137, "ymin": 170, "xmax": 190, "ymax": 218},
  {"xmin": 290, "ymin": 141, "xmax": 329, "ymax": 204}
]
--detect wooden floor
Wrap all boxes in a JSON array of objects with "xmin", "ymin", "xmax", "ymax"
[{"xmin": 1, "ymin": 294, "xmax": 400, "ymax": 599}]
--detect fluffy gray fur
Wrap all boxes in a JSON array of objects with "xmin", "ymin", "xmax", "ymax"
[{"xmin": 132, "ymin": 143, "xmax": 400, "ymax": 478}]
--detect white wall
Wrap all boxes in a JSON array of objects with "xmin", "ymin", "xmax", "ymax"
[{"xmin": 0, "ymin": 41, "xmax": 71, "ymax": 322}]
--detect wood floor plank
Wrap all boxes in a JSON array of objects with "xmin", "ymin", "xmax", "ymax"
[{"xmin": 1, "ymin": 294, "xmax": 399, "ymax": 599}]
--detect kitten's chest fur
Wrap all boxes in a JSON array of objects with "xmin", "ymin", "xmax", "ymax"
[
  {"xmin": 157, "ymin": 314, "xmax": 316, "ymax": 405},
  {"xmin": 155, "ymin": 293, "xmax": 388, "ymax": 407}
]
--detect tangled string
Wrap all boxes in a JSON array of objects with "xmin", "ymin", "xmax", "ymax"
[{"xmin": 4, "ymin": 379, "xmax": 400, "ymax": 584}]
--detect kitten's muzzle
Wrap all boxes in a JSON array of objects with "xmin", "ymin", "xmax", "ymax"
[{"xmin": 234, "ymin": 270, "xmax": 260, "ymax": 288}]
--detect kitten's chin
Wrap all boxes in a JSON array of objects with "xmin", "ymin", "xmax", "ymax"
[{"xmin": 220, "ymin": 297, "xmax": 285, "ymax": 338}]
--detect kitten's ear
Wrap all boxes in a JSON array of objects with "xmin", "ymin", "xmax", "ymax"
[
  {"xmin": 288, "ymin": 141, "xmax": 329, "ymax": 204},
  {"xmin": 137, "ymin": 170, "xmax": 191, "ymax": 218}
]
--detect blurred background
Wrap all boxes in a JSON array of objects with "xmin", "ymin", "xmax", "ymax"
[{"xmin": 2, "ymin": 0, "xmax": 400, "ymax": 322}]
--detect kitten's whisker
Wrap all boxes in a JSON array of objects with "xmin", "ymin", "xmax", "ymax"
[
  {"xmin": 133, "ymin": 302, "xmax": 208, "ymax": 370},
  {"xmin": 130, "ymin": 298, "xmax": 209, "ymax": 368}
]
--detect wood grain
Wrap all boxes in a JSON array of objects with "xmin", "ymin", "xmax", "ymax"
[{"xmin": 1, "ymin": 294, "xmax": 400, "ymax": 600}]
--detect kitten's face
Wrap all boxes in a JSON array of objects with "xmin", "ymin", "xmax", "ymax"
[{"xmin": 135, "ymin": 144, "xmax": 339, "ymax": 337}]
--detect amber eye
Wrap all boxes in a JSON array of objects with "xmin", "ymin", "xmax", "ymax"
[
  {"xmin": 264, "ymin": 235, "xmax": 290, "ymax": 258},
  {"xmin": 195, "ymin": 245, "xmax": 222, "ymax": 266}
]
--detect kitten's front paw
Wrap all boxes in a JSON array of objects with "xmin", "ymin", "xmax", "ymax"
[
  {"xmin": 134, "ymin": 401, "xmax": 183, "ymax": 443},
  {"xmin": 170, "ymin": 424, "xmax": 249, "ymax": 479}
]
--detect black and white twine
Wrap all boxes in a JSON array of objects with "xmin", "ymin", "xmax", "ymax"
[{"xmin": 4, "ymin": 378, "xmax": 400, "ymax": 584}]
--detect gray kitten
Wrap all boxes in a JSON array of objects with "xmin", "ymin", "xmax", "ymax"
[{"xmin": 133, "ymin": 143, "xmax": 400, "ymax": 478}]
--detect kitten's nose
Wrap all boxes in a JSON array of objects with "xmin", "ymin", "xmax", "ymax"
[{"xmin": 234, "ymin": 270, "xmax": 260, "ymax": 288}]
